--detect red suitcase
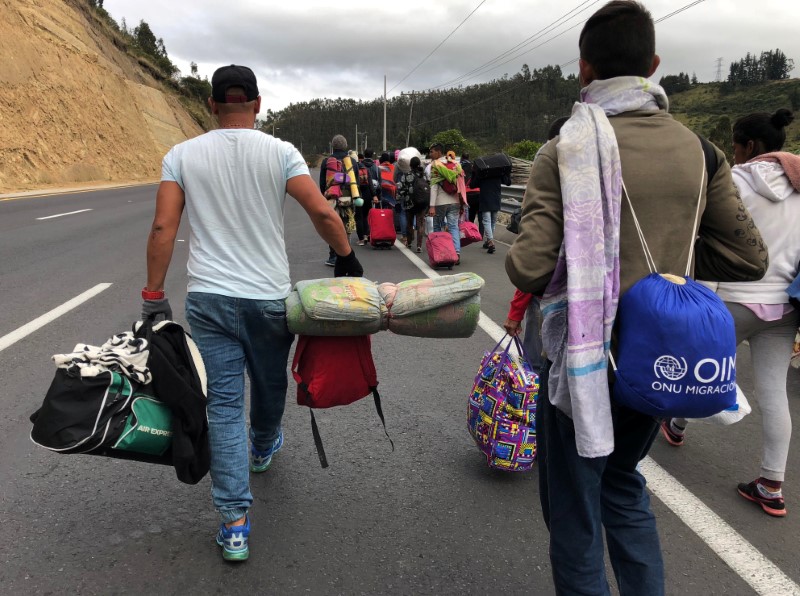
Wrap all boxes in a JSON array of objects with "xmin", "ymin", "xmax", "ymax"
[
  {"xmin": 426, "ymin": 231, "xmax": 458, "ymax": 269},
  {"xmin": 369, "ymin": 203, "xmax": 397, "ymax": 249}
]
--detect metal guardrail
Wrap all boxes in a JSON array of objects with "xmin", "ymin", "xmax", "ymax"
[{"xmin": 500, "ymin": 185, "xmax": 526, "ymax": 213}]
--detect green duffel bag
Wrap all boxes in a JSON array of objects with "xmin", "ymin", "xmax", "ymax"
[{"xmin": 112, "ymin": 393, "xmax": 173, "ymax": 456}]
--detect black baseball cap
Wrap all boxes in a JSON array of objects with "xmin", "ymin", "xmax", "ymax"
[{"xmin": 211, "ymin": 65, "xmax": 259, "ymax": 103}]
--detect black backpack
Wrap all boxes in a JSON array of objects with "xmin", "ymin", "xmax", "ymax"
[{"xmin": 411, "ymin": 171, "xmax": 430, "ymax": 208}]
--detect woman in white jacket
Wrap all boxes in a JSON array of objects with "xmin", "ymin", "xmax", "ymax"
[{"xmin": 663, "ymin": 109, "xmax": 800, "ymax": 517}]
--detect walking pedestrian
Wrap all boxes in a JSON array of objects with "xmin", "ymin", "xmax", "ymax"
[
  {"xmin": 506, "ymin": 3, "xmax": 767, "ymax": 593},
  {"xmin": 502, "ymin": 116, "xmax": 569, "ymax": 374},
  {"xmin": 663, "ymin": 109, "xmax": 800, "ymax": 518},
  {"xmin": 427, "ymin": 143, "xmax": 465, "ymax": 264},
  {"xmin": 319, "ymin": 134, "xmax": 359, "ymax": 266},
  {"xmin": 468, "ymin": 161, "xmax": 511, "ymax": 254},
  {"xmin": 142, "ymin": 64, "xmax": 363, "ymax": 562},
  {"xmin": 356, "ymin": 149, "xmax": 380, "ymax": 245}
]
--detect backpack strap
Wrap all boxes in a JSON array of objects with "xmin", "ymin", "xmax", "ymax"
[
  {"xmin": 371, "ymin": 388, "xmax": 394, "ymax": 451},
  {"xmin": 308, "ymin": 409, "xmax": 329, "ymax": 469},
  {"xmin": 621, "ymin": 147, "xmax": 707, "ymax": 275},
  {"xmin": 696, "ymin": 134, "xmax": 720, "ymax": 189}
]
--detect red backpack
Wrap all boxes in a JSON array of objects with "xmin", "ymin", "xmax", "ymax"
[
  {"xmin": 292, "ymin": 335, "xmax": 392, "ymax": 467},
  {"xmin": 379, "ymin": 164, "xmax": 396, "ymax": 201},
  {"xmin": 357, "ymin": 163, "xmax": 371, "ymax": 187},
  {"xmin": 440, "ymin": 160, "xmax": 459, "ymax": 195},
  {"xmin": 324, "ymin": 157, "xmax": 346, "ymax": 199}
]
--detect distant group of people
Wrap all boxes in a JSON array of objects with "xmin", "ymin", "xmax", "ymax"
[
  {"xmin": 317, "ymin": 137, "xmax": 512, "ymax": 266},
  {"xmin": 136, "ymin": 2, "xmax": 799, "ymax": 594}
]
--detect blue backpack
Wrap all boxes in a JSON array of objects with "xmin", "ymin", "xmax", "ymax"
[{"xmin": 611, "ymin": 163, "xmax": 737, "ymax": 419}]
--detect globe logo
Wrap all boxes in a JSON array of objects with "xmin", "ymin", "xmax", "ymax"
[{"xmin": 654, "ymin": 355, "xmax": 688, "ymax": 381}]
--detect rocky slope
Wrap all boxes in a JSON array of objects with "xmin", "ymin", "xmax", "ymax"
[{"xmin": 0, "ymin": 0, "xmax": 205, "ymax": 192}]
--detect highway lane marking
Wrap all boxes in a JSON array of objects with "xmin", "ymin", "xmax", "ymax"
[
  {"xmin": 0, "ymin": 182, "xmax": 157, "ymax": 202},
  {"xmin": 0, "ymin": 284, "xmax": 113, "ymax": 353},
  {"xmin": 640, "ymin": 459, "xmax": 800, "ymax": 595},
  {"xmin": 393, "ymin": 239, "xmax": 800, "ymax": 596},
  {"xmin": 36, "ymin": 209, "xmax": 93, "ymax": 220}
]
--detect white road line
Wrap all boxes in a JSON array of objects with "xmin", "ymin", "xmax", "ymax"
[
  {"xmin": 640, "ymin": 459, "xmax": 800, "ymax": 595},
  {"xmin": 394, "ymin": 239, "xmax": 800, "ymax": 596},
  {"xmin": 0, "ymin": 284, "xmax": 113, "ymax": 353},
  {"xmin": 36, "ymin": 209, "xmax": 93, "ymax": 220}
]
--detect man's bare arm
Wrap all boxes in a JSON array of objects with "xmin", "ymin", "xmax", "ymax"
[
  {"xmin": 286, "ymin": 174, "xmax": 351, "ymax": 255},
  {"xmin": 146, "ymin": 181, "xmax": 185, "ymax": 291}
]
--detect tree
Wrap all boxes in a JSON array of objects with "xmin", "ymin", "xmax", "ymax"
[
  {"xmin": 727, "ymin": 49, "xmax": 794, "ymax": 87},
  {"xmin": 506, "ymin": 140, "xmax": 542, "ymax": 161},
  {"xmin": 132, "ymin": 20, "xmax": 160, "ymax": 59},
  {"xmin": 429, "ymin": 129, "xmax": 479, "ymax": 155},
  {"xmin": 659, "ymin": 72, "xmax": 691, "ymax": 95},
  {"xmin": 707, "ymin": 116, "xmax": 733, "ymax": 164},
  {"xmin": 190, "ymin": 62, "xmax": 198, "ymax": 76}
]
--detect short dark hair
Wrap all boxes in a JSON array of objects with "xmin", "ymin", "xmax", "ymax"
[
  {"xmin": 579, "ymin": 1, "xmax": 655, "ymax": 79},
  {"xmin": 429, "ymin": 142, "xmax": 444, "ymax": 153},
  {"xmin": 410, "ymin": 156, "xmax": 421, "ymax": 169},
  {"xmin": 733, "ymin": 109, "xmax": 794, "ymax": 153},
  {"xmin": 364, "ymin": 148, "xmax": 374, "ymax": 159},
  {"xmin": 379, "ymin": 152, "xmax": 390, "ymax": 163},
  {"xmin": 461, "ymin": 153, "xmax": 470, "ymax": 160}
]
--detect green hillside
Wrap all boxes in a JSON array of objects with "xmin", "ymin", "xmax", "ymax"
[{"xmin": 669, "ymin": 79, "xmax": 800, "ymax": 156}]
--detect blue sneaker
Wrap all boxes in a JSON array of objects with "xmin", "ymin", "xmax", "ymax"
[
  {"xmin": 250, "ymin": 431, "xmax": 284, "ymax": 473},
  {"xmin": 216, "ymin": 516, "xmax": 250, "ymax": 562}
]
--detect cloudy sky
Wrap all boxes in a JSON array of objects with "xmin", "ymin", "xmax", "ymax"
[{"xmin": 103, "ymin": 0, "xmax": 800, "ymax": 113}]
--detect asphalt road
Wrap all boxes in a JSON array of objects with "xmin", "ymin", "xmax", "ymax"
[{"xmin": 0, "ymin": 182, "xmax": 798, "ymax": 595}]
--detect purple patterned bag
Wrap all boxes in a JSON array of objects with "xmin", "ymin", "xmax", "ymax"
[{"xmin": 467, "ymin": 336, "xmax": 539, "ymax": 472}]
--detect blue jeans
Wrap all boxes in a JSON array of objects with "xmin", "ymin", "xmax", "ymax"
[
  {"xmin": 434, "ymin": 203, "xmax": 461, "ymax": 253},
  {"xmin": 481, "ymin": 210, "xmax": 498, "ymax": 241},
  {"xmin": 398, "ymin": 206, "xmax": 408, "ymax": 236},
  {"xmin": 185, "ymin": 292, "xmax": 295, "ymax": 523},
  {"xmin": 521, "ymin": 297, "xmax": 546, "ymax": 376},
  {"xmin": 538, "ymin": 363, "xmax": 664, "ymax": 596}
]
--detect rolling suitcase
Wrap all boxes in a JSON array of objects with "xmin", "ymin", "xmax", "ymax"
[
  {"xmin": 426, "ymin": 231, "xmax": 458, "ymax": 269},
  {"xmin": 369, "ymin": 201, "xmax": 396, "ymax": 249},
  {"xmin": 473, "ymin": 153, "xmax": 512, "ymax": 181}
]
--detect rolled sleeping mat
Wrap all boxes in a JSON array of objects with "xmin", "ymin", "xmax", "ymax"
[
  {"xmin": 285, "ymin": 291, "xmax": 385, "ymax": 336},
  {"xmin": 387, "ymin": 294, "xmax": 481, "ymax": 338}
]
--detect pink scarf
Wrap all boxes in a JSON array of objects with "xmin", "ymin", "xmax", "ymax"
[{"xmin": 750, "ymin": 151, "xmax": 800, "ymax": 192}]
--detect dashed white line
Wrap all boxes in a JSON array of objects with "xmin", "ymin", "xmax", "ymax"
[
  {"xmin": 0, "ymin": 284, "xmax": 113, "ymax": 352},
  {"xmin": 394, "ymin": 239, "xmax": 800, "ymax": 596},
  {"xmin": 36, "ymin": 209, "xmax": 93, "ymax": 220}
]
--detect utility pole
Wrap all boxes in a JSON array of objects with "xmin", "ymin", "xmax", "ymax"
[
  {"xmin": 405, "ymin": 93, "xmax": 415, "ymax": 147},
  {"xmin": 715, "ymin": 57, "xmax": 724, "ymax": 83},
  {"xmin": 383, "ymin": 75, "xmax": 387, "ymax": 152}
]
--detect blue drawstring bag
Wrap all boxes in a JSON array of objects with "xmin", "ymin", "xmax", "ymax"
[
  {"xmin": 611, "ymin": 168, "xmax": 737, "ymax": 419},
  {"xmin": 612, "ymin": 273, "xmax": 737, "ymax": 418}
]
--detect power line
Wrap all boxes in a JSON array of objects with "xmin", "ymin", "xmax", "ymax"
[
  {"xmin": 387, "ymin": 0, "xmax": 488, "ymax": 94},
  {"xmin": 429, "ymin": 0, "xmax": 602, "ymax": 91},
  {"xmin": 412, "ymin": 0, "xmax": 709, "ymax": 129}
]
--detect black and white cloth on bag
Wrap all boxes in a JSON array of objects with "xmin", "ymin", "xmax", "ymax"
[{"xmin": 51, "ymin": 332, "xmax": 152, "ymax": 384}]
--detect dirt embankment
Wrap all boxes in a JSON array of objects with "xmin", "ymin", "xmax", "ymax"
[{"xmin": 0, "ymin": 0, "xmax": 206, "ymax": 192}]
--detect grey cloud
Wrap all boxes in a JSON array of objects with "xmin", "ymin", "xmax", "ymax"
[{"xmin": 104, "ymin": 0, "xmax": 800, "ymax": 110}]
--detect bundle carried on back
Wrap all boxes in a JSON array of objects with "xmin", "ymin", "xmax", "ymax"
[{"xmin": 285, "ymin": 273, "xmax": 484, "ymax": 338}]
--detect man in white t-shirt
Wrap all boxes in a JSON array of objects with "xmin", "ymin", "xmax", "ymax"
[{"xmin": 142, "ymin": 64, "xmax": 362, "ymax": 562}]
